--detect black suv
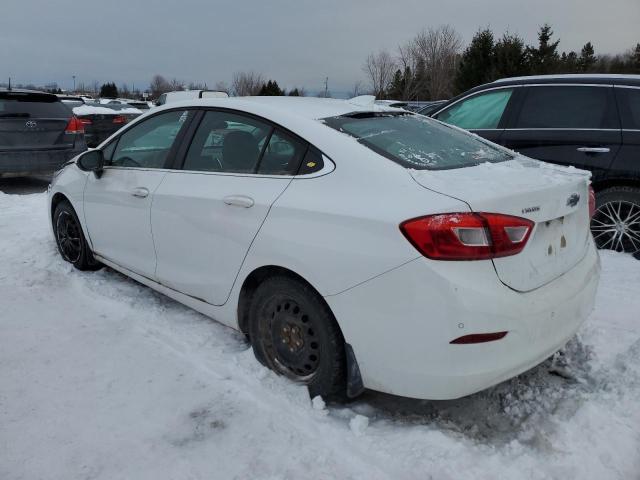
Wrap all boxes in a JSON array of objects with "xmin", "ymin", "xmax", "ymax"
[
  {"xmin": 430, "ymin": 74, "xmax": 640, "ymax": 254},
  {"xmin": 0, "ymin": 89, "xmax": 87, "ymax": 177}
]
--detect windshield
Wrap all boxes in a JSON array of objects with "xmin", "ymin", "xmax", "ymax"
[{"xmin": 322, "ymin": 112, "xmax": 512, "ymax": 170}]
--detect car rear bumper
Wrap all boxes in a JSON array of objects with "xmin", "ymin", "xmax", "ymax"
[
  {"xmin": 0, "ymin": 148, "xmax": 84, "ymax": 175},
  {"xmin": 325, "ymin": 239, "xmax": 600, "ymax": 400}
]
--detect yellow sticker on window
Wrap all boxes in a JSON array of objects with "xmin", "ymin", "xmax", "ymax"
[{"xmin": 306, "ymin": 162, "xmax": 316, "ymax": 167}]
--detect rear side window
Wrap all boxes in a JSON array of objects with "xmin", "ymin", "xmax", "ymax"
[
  {"xmin": 435, "ymin": 89, "xmax": 513, "ymax": 129},
  {"xmin": 0, "ymin": 92, "xmax": 70, "ymax": 118},
  {"xmin": 323, "ymin": 112, "xmax": 512, "ymax": 170},
  {"xmin": 515, "ymin": 86, "xmax": 619, "ymax": 129},
  {"xmin": 616, "ymin": 87, "xmax": 640, "ymax": 129},
  {"xmin": 183, "ymin": 110, "xmax": 272, "ymax": 173},
  {"xmin": 257, "ymin": 129, "xmax": 307, "ymax": 175}
]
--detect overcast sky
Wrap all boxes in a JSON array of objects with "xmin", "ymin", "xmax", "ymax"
[{"xmin": 1, "ymin": 0, "xmax": 638, "ymax": 94}]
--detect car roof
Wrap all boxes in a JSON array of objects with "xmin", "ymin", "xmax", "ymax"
[
  {"xmin": 491, "ymin": 74, "xmax": 640, "ymax": 87},
  {"xmin": 0, "ymin": 88, "xmax": 58, "ymax": 96},
  {"xmin": 156, "ymin": 95, "xmax": 399, "ymax": 121}
]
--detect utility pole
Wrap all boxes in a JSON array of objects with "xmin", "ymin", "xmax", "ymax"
[
  {"xmin": 324, "ymin": 77, "xmax": 328, "ymax": 98},
  {"xmin": 72, "ymin": 75, "xmax": 76, "ymax": 93}
]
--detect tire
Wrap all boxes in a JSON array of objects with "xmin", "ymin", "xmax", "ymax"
[
  {"xmin": 53, "ymin": 201, "xmax": 102, "ymax": 271},
  {"xmin": 591, "ymin": 187, "xmax": 640, "ymax": 254},
  {"xmin": 248, "ymin": 275, "xmax": 347, "ymax": 402}
]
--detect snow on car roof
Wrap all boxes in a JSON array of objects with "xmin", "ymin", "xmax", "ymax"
[
  {"xmin": 72, "ymin": 104, "xmax": 142, "ymax": 116},
  {"xmin": 155, "ymin": 95, "xmax": 398, "ymax": 121}
]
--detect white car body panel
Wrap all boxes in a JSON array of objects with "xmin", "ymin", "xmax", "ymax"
[
  {"xmin": 84, "ymin": 167, "xmax": 167, "ymax": 278},
  {"xmin": 152, "ymin": 171, "xmax": 293, "ymax": 305},
  {"xmin": 48, "ymin": 96, "xmax": 600, "ymax": 400}
]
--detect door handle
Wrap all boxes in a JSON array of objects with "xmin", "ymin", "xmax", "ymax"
[
  {"xmin": 577, "ymin": 147, "xmax": 610, "ymax": 154},
  {"xmin": 131, "ymin": 187, "xmax": 149, "ymax": 198},
  {"xmin": 223, "ymin": 195, "xmax": 254, "ymax": 208}
]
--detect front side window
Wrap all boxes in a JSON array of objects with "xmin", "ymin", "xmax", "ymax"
[
  {"xmin": 183, "ymin": 111, "xmax": 272, "ymax": 173},
  {"xmin": 109, "ymin": 109, "xmax": 190, "ymax": 168},
  {"xmin": 515, "ymin": 86, "xmax": 618, "ymax": 129},
  {"xmin": 436, "ymin": 89, "xmax": 513, "ymax": 129},
  {"xmin": 323, "ymin": 112, "xmax": 513, "ymax": 170}
]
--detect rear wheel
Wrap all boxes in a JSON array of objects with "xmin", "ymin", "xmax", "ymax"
[
  {"xmin": 53, "ymin": 201, "xmax": 102, "ymax": 270},
  {"xmin": 591, "ymin": 187, "xmax": 640, "ymax": 254},
  {"xmin": 248, "ymin": 276, "xmax": 347, "ymax": 401}
]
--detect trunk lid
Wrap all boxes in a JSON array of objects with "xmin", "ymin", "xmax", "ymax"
[
  {"xmin": 0, "ymin": 91, "xmax": 73, "ymax": 150},
  {"xmin": 409, "ymin": 157, "xmax": 592, "ymax": 292}
]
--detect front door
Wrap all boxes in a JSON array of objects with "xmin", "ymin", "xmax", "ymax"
[{"xmin": 83, "ymin": 109, "xmax": 192, "ymax": 277}]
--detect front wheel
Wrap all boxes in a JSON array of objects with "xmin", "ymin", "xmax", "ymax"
[
  {"xmin": 53, "ymin": 201, "xmax": 102, "ymax": 270},
  {"xmin": 591, "ymin": 187, "xmax": 640, "ymax": 254},
  {"xmin": 248, "ymin": 276, "xmax": 347, "ymax": 401}
]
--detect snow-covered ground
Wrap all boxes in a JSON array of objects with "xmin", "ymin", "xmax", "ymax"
[{"xmin": 1, "ymin": 191, "xmax": 639, "ymax": 480}]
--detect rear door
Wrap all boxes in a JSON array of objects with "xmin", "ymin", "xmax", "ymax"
[
  {"xmin": 83, "ymin": 109, "xmax": 193, "ymax": 278},
  {"xmin": 501, "ymin": 84, "xmax": 622, "ymax": 182},
  {"xmin": 151, "ymin": 109, "xmax": 306, "ymax": 305},
  {"xmin": 0, "ymin": 92, "xmax": 73, "ymax": 151},
  {"xmin": 432, "ymin": 86, "xmax": 517, "ymax": 145}
]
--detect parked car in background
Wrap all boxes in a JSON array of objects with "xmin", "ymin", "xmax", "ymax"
[
  {"xmin": 48, "ymin": 96, "xmax": 598, "ymax": 401},
  {"xmin": 155, "ymin": 90, "xmax": 229, "ymax": 106},
  {"xmin": 56, "ymin": 95, "xmax": 86, "ymax": 108},
  {"xmin": 417, "ymin": 100, "xmax": 447, "ymax": 116},
  {"xmin": 72, "ymin": 103, "xmax": 143, "ymax": 147},
  {"xmin": 430, "ymin": 74, "xmax": 640, "ymax": 254},
  {"xmin": 122, "ymin": 100, "xmax": 150, "ymax": 110},
  {"xmin": 1, "ymin": 89, "xmax": 86, "ymax": 177}
]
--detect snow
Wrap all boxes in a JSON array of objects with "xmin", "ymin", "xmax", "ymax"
[
  {"xmin": 1, "ymin": 191, "xmax": 639, "ymax": 479},
  {"xmin": 72, "ymin": 104, "xmax": 143, "ymax": 116}
]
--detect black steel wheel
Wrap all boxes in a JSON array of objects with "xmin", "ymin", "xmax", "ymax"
[
  {"xmin": 591, "ymin": 187, "xmax": 640, "ymax": 254},
  {"xmin": 248, "ymin": 275, "xmax": 346, "ymax": 401},
  {"xmin": 53, "ymin": 201, "xmax": 102, "ymax": 270}
]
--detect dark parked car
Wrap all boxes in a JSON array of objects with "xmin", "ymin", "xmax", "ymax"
[
  {"xmin": 430, "ymin": 74, "xmax": 640, "ymax": 254},
  {"xmin": 416, "ymin": 100, "xmax": 447, "ymax": 116},
  {"xmin": 73, "ymin": 103, "xmax": 142, "ymax": 147},
  {"xmin": 0, "ymin": 89, "xmax": 86, "ymax": 177}
]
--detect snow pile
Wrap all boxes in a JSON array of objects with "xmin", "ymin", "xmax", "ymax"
[
  {"xmin": 73, "ymin": 104, "xmax": 143, "ymax": 116},
  {"xmin": 1, "ymin": 191, "xmax": 639, "ymax": 479}
]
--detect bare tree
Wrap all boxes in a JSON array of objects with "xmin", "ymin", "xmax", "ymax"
[
  {"xmin": 187, "ymin": 81, "xmax": 207, "ymax": 90},
  {"xmin": 231, "ymin": 71, "xmax": 264, "ymax": 96},
  {"xmin": 363, "ymin": 50, "xmax": 396, "ymax": 98},
  {"xmin": 350, "ymin": 80, "xmax": 366, "ymax": 97},
  {"xmin": 149, "ymin": 74, "xmax": 171, "ymax": 98},
  {"xmin": 412, "ymin": 25, "xmax": 462, "ymax": 99},
  {"xmin": 169, "ymin": 78, "xmax": 185, "ymax": 91},
  {"xmin": 119, "ymin": 83, "xmax": 131, "ymax": 98},
  {"xmin": 213, "ymin": 81, "xmax": 230, "ymax": 94}
]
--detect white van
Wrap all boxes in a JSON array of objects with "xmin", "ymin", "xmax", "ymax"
[{"xmin": 155, "ymin": 90, "xmax": 229, "ymax": 106}]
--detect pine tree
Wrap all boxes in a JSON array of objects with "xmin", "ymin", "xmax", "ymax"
[
  {"xmin": 577, "ymin": 42, "xmax": 596, "ymax": 72},
  {"xmin": 492, "ymin": 33, "xmax": 528, "ymax": 79},
  {"xmin": 99, "ymin": 82, "xmax": 118, "ymax": 98},
  {"xmin": 454, "ymin": 28, "xmax": 495, "ymax": 93},
  {"xmin": 288, "ymin": 88, "xmax": 300, "ymax": 96},
  {"xmin": 631, "ymin": 43, "xmax": 640, "ymax": 73},
  {"xmin": 559, "ymin": 51, "xmax": 579, "ymax": 73},
  {"xmin": 526, "ymin": 24, "xmax": 561, "ymax": 74},
  {"xmin": 258, "ymin": 80, "xmax": 284, "ymax": 96}
]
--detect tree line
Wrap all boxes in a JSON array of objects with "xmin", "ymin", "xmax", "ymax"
[{"xmin": 366, "ymin": 23, "xmax": 640, "ymax": 101}]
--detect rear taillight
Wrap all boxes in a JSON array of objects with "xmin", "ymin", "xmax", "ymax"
[
  {"xmin": 65, "ymin": 116, "xmax": 85, "ymax": 134},
  {"xmin": 112, "ymin": 115, "xmax": 127, "ymax": 124},
  {"xmin": 400, "ymin": 213, "xmax": 534, "ymax": 260},
  {"xmin": 588, "ymin": 186, "xmax": 596, "ymax": 218},
  {"xmin": 79, "ymin": 117, "xmax": 92, "ymax": 125}
]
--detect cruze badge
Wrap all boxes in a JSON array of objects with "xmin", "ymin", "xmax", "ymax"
[
  {"xmin": 566, "ymin": 193, "xmax": 580, "ymax": 208},
  {"xmin": 25, "ymin": 120, "xmax": 37, "ymax": 128}
]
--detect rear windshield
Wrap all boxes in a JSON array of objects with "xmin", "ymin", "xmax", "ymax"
[
  {"xmin": 322, "ymin": 112, "xmax": 512, "ymax": 170},
  {"xmin": 0, "ymin": 92, "xmax": 70, "ymax": 118}
]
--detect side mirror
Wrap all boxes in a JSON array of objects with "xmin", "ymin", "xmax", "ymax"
[{"xmin": 77, "ymin": 149, "xmax": 104, "ymax": 178}]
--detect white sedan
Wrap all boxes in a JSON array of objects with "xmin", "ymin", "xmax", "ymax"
[{"xmin": 47, "ymin": 96, "xmax": 600, "ymax": 401}]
